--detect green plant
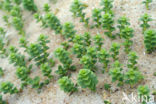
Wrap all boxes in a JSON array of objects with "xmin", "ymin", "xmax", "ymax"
[
  {"xmin": 0, "ymin": 82, "xmax": 19, "ymax": 94},
  {"xmin": 104, "ymin": 100, "xmax": 111, "ymax": 104},
  {"xmin": 109, "ymin": 67, "xmax": 124, "ymax": 86},
  {"xmin": 16, "ymin": 66, "xmax": 31, "ymax": 89},
  {"xmin": 125, "ymin": 69, "xmax": 144, "ymax": 87},
  {"xmin": 62, "ymin": 22, "xmax": 76, "ymax": 41},
  {"xmin": 92, "ymin": 8, "xmax": 102, "ymax": 28},
  {"xmin": 1, "ymin": 0, "xmax": 13, "ymax": 12},
  {"xmin": 117, "ymin": 16, "xmax": 130, "ymax": 38},
  {"xmin": 144, "ymin": 30, "xmax": 156, "ymax": 53},
  {"xmin": 58, "ymin": 76, "xmax": 77, "ymax": 93},
  {"xmin": 55, "ymin": 65, "xmax": 68, "ymax": 77},
  {"xmin": 102, "ymin": 13, "xmax": 115, "ymax": 39},
  {"xmin": 142, "ymin": 0, "xmax": 152, "ymax": 10},
  {"xmin": 70, "ymin": 0, "xmax": 89, "ymax": 27},
  {"xmin": 98, "ymin": 48, "xmax": 110, "ymax": 73},
  {"xmin": 0, "ymin": 35, "xmax": 7, "ymax": 57},
  {"xmin": 127, "ymin": 52, "xmax": 138, "ymax": 70},
  {"xmin": 26, "ymin": 34, "xmax": 50, "ymax": 66},
  {"xmin": 120, "ymin": 26, "xmax": 134, "ymax": 53},
  {"xmin": 2, "ymin": 15, "xmax": 10, "ymax": 26},
  {"xmin": 73, "ymin": 34, "xmax": 84, "ymax": 45},
  {"xmin": 10, "ymin": 6, "xmax": 22, "ymax": 18},
  {"xmin": 19, "ymin": 36, "xmax": 28, "ymax": 50},
  {"xmin": 43, "ymin": 12, "xmax": 62, "ymax": 34},
  {"xmin": 112, "ymin": 60, "xmax": 123, "ymax": 71},
  {"xmin": 22, "ymin": 0, "xmax": 38, "ymax": 12},
  {"xmin": 77, "ymin": 69, "xmax": 98, "ymax": 91},
  {"xmin": 43, "ymin": 3, "xmax": 50, "ymax": 12},
  {"xmin": 9, "ymin": 46, "xmax": 26, "ymax": 67},
  {"xmin": 40, "ymin": 63, "xmax": 53, "ymax": 79},
  {"xmin": 154, "ymin": 72, "xmax": 156, "ymax": 76},
  {"xmin": 0, "ymin": 94, "xmax": 7, "ymax": 104},
  {"xmin": 13, "ymin": 0, "xmax": 21, "ymax": 5},
  {"xmin": 86, "ymin": 46, "xmax": 97, "ymax": 60},
  {"xmin": 104, "ymin": 83, "xmax": 111, "ymax": 91},
  {"xmin": 54, "ymin": 47, "xmax": 76, "ymax": 71},
  {"xmin": 80, "ymin": 55, "xmax": 96, "ymax": 71},
  {"xmin": 137, "ymin": 85, "xmax": 150, "ymax": 104},
  {"xmin": 83, "ymin": 32, "xmax": 91, "ymax": 46},
  {"xmin": 0, "ymin": 67, "xmax": 4, "ymax": 77},
  {"xmin": 93, "ymin": 34, "xmax": 104, "ymax": 51},
  {"xmin": 72, "ymin": 43, "xmax": 86, "ymax": 58},
  {"xmin": 27, "ymin": 77, "xmax": 42, "ymax": 90},
  {"xmin": 100, "ymin": 0, "xmax": 114, "ymax": 15},
  {"xmin": 12, "ymin": 17, "xmax": 24, "ymax": 35},
  {"xmin": 110, "ymin": 42, "xmax": 120, "ymax": 61},
  {"xmin": 140, "ymin": 13, "xmax": 152, "ymax": 33}
]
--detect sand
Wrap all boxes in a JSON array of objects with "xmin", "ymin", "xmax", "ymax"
[{"xmin": 0, "ymin": 0, "xmax": 156, "ymax": 104}]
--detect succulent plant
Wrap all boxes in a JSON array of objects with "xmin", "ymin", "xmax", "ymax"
[
  {"xmin": 70, "ymin": 0, "xmax": 89, "ymax": 27},
  {"xmin": 0, "ymin": 82, "xmax": 19, "ymax": 94},
  {"xmin": 62, "ymin": 22, "xmax": 76, "ymax": 41},
  {"xmin": 100, "ymin": 0, "xmax": 114, "ymax": 15},
  {"xmin": 142, "ymin": 0, "xmax": 152, "ymax": 10},
  {"xmin": 144, "ymin": 30, "xmax": 156, "ymax": 53},
  {"xmin": 110, "ymin": 42, "xmax": 120, "ymax": 61},
  {"xmin": 93, "ymin": 34, "xmax": 104, "ymax": 51},
  {"xmin": 127, "ymin": 52, "xmax": 138, "ymax": 70},
  {"xmin": 43, "ymin": 3, "xmax": 50, "ymax": 12},
  {"xmin": 72, "ymin": 43, "xmax": 86, "ymax": 58},
  {"xmin": 77, "ymin": 69, "xmax": 98, "ymax": 91},
  {"xmin": 83, "ymin": 32, "xmax": 91, "ymax": 46},
  {"xmin": 102, "ymin": 13, "xmax": 115, "ymax": 39},
  {"xmin": 40, "ymin": 63, "xmax": 53, "ymax": 79},
  {"xmin": 22, "ymin": 0, "xmax": 38, "ymax": 12},
  {"xmin": 140, "ymin": 13, "xmax": 152, "ymax": 33},
  {"xmin": 97, "ymin": 48, "xmax": 110, "ymax": 73},
  {"xmin": 92, "ymin": 8, "xmax": 102, "ymax": 28},
  {"xmin": 125, "ymin": 69, "xmax": 144, "ymax": 87},
  {"xmin": 58, "ymin": 76, "xmax": 77, "ymax": 93}
]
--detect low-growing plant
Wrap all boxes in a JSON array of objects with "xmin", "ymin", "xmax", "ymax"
[
  {"xmin": 0, "ymin": 82, "xmax": 19, "ymax": 94},
  {"xmin": 120, "ymin": 26, "xmax": 134, "ymax": 53},
  {"xmin": 0, "ymin": 67, "xmax": 4, "ymax": 77},
  {"xmin": 55, "ymin": 65, "xmax": 68, "ymax": 77},
  {"xmin": 54, "ymin": 47, "xmax": 76, "ymax": 71},
  {"xmin": 77, "ymin": 69, "xmax": 98, "ymax": 91},
  {"xmin": 1, "ymin": 0, "xmax": 13, "ymax": 12},
  {"xmin": 124, "ymin": 69, "xmax": 144, "ymax": 87},
  {"xmin": 112, "ymin": 60, "xmax": 123, "ymax": 71},
  {"xmin": 22, "ymin": 0, "xmax": 38, "ymax": 12},
  {"xmin": 127, "ymin": 52, "xmax": 138, "ymax": 70},
  {"xmin": 2, "ymin": 15, "xmax": 10, "ymax": 26},
  {"xmin": 102, "ymin": 13, "xmax": 115, "ymax": 39},
  {"xmin": 27, "ymin": 77, "xmax": 42, "ymax": 90},
  {"xmin": 93, "ymin": 34, "xmax": 104, "ymax": 51},
  {"xmin": 12, "ymin": 17, "xmax": 25, "ymax": 35},
  {"xmin": 142, "ymin": 0, "xmax": 152, "ymax": 10},
  {"xmin": 43, "ymin": 3, "xmax": 50, "ymax": 13},
  {"xmin": 104, "ymin": 100, "xmax": 112, "ymax": 104},
  {"xmin": 104, "ymin": 83, "xmax": 111, "ymax": 91},
  {"xmin": 58, "ymin": 76, "xmax": 77, "ymax": 93},
  {"xmin": 40, "ymin": 63, "xmax": 53, "ymax": 79},
  {"xmin": 72, "ymin": 43, "xmax": 86, "ymax": 58},
  {"xmin": 137, "ymin": 85, "xmax": 150, "ymax": 103},
  {"xmin": 70, "ymin": 0, "xmax": 89, "ymax": 27},
  {"xmin": 0, "ymin": 94, "xmax": 7, "ymax": 104},
  {"xmin": 73, "ymin": 34, "xmax": 84, "ymax": 45},
  {"xmin": 100, "ymin": 0, "xmax": 114, "ymax": 15},
  {"xmin": 98, "ymin": 48, "xmax": 110, "ymax": 73},
  {"xmin": 144, "ymin": 30, "xmax": 156, "ymax": 53},
  {"xmin": 61, "ymin": 41, "xmax": 70, "ymax": 50},
  {"xmin": 43, "ymin": 12, "xmax": 62, "ymax": 34},
  {"xmin": 0, "ymin": 38, "xmax": 7, "ymax": 57},
  {"xmin": 62, "ymin": 22, "xmax": 76, "ymax": 41},
  {"xmin": 110, "ymin": 42, "xmax": 120, "ymax": 61},
  {"xmin": 19, "ymin": 36, "xmax": 28, "ymax": 50},
  {"xmin": 80, "ymin": 55, "xmax": 96, "ymax": 71},
  {"xmin": 86, "ymin": 46, "xmax": 97, "ymax": 60},
  {"xmin": 109, "ymin": 67, "xmax": 124, "ymax": 86},
  {"xmin": 13, "ymin": 0, "xmax": 22, "ymax": 5},
  {"xmin": 154, "ymin": 72, "xmax": 156, "ymax": 76},
  {"xmin": 92, "ymin": 8, "xmax": 102, "ymax": 28},
  {"xmin": 83, "ymin": 32, "xmax": 91, "ymax": 46},
  {"xmin": 10, "ymin": 6, "xmax": 22, "ymax": 18},
  {"xmin": 117, "ymin": 16, "xmax": 130, "ymax": 38},
  {"xmin": 140, "ymin": 13, "xmax": 152, "ymax": 33},
  {"xmin": 9, "ymin": 46, "xmax": 26, "ymax": 67}
]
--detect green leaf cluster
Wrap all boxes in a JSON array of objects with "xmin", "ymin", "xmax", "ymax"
[{"xmin": 77, "ymin": 69, "xmax": 98, "ymax": 91}]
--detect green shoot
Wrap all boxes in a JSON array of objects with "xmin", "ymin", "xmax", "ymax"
[
  {"xmin": 58, "ymin": 76, "xmax": 77, "ymax": 93},
  {"xmin": 142, "ymin": 0, "xmax": 152, "ymax": 10},
  {"xmin": 93, "ymin": 34, "xmax": 104, "ymax": 51},
  {"xmin": 22, "ymin": 0, "xmax": 38, "ymax": 12},
  {"xmin": 127, "ymin": 52, "xmax": 138, "ymax": 70},
  {"xmin": 92, "ymin": 8, "xmax": 102, "ymax": 28},
  {"xmin": 0, "ymin": 67, "xmax": 4, "ymax": 77},
  {"xmin": 110, "ymin": 42, "xmax": 120, "ymax": 61},
  {"xmin": 77, "ymin": 69, "xmax": 98, "ymax": 91}
]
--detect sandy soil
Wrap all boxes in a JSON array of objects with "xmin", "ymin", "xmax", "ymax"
[{"xmin": 0, "ymin": 0, "xmax": 156, "ymax": 104}]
